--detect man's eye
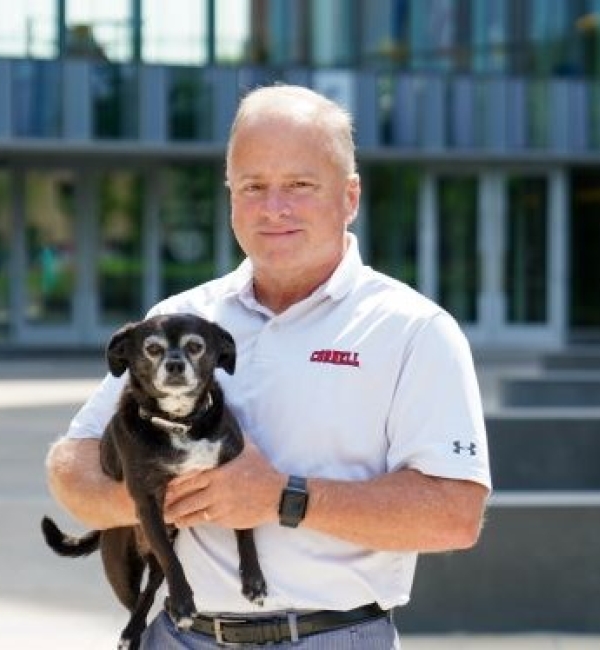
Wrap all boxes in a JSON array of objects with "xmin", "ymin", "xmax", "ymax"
[
  {"xmin": 290, "ymin": 180, "xmax": 315, "ymax": 191},
  {"xmin": 145, "ymin": 343, "xmax": 163, "ymax": 357},
  {"xmin": 242, "ymin": 183, "xmax": 264, "ymax": 194}
]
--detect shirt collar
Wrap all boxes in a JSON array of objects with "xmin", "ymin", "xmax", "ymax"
[{"xmin": 228, "ymin": 233, "xmax": 363, "ymax": 315}]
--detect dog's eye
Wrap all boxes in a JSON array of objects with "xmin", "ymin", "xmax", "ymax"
[
  {"xmin": 145, "ymin": 342, "xmax": 164, "ymax": 357},
  {"xmin": 185, "ymin": 340, "xmax": 205, "ymax": 356}
]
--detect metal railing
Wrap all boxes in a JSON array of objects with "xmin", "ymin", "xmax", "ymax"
[{"xmin": 1, "ymin": 59, "xmax": 600, "ymax": 157}]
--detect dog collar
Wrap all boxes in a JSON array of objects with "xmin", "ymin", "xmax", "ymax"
[
  {"xmin": 139, "ymin": 392, "xmax": 213, "ymax": 436},
  {"xmin": 142, "ymin": 414, "xmax": 191, "ymax": 436}
]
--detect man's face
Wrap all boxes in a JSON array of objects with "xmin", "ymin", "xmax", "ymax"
[{"xmin": 227, "ymin": 115, "xmax": 360, "ymax": 283}]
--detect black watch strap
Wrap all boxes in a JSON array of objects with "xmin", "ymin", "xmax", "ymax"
[{"xmin": 278, "ymin": 475, "xmax": 308, "ymax": 528}]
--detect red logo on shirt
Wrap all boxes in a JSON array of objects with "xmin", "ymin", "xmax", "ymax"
[{"xmin": 309, "ymin": 349, "xmax": 360, "ymax": 368}]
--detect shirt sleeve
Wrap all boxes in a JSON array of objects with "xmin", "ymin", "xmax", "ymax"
[
  {"xmin": 65, "ymin": 372, "xmax": 126, "ymax": 439},
  {"xmin": 386, "ymin": 312, "xmax": 492, "ymax": 490}
]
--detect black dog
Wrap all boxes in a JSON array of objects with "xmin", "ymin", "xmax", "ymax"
[{"xmin": 42, "ymin": 313, "xmax": 267, "ymax": 649}]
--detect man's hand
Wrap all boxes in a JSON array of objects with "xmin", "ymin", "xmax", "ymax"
[
  {"xmin": 163, "ymin": 440, "xmax": 489, "ymax": 553},
  {"xmin": 164, "ymin": 439, "xmax": 286, "ymax": 529}
]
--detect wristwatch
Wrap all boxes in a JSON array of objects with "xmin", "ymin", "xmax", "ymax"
[{"xmin": 278, "ymin": 475, "xmax": 309, "ymax": 528}]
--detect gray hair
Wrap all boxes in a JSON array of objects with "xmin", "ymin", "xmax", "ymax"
[{"xmin": 226, "ymin": 84, "xmax": 357, "ymax": 178}]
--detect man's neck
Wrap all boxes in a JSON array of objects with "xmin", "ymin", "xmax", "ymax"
[
  {"xmin": 253, "ymin": 259, "xmax": 341, "ymax": 314},
  {"xmin": 252, "ymin": 275, "xmax": 324, "ymax": 314}
]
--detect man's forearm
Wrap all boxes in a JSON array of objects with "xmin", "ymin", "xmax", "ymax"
[
  {"xmin": 304, "ymin": 469, "xmax": 489, "ymax": 552},
  {"xmin": 46, "ymin": 437, "xmax": 138, "ymax": 530},
  {"xmin": 164, "ymin": 442, "xmax": 489, "ymax": 553}
]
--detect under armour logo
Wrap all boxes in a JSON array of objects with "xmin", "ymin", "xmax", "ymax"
[{"xmin": 453, "ymin": 440, "xmax": 477, "ymax": 456}]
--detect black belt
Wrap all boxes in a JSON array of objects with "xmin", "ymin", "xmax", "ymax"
[{"xmin": 165, "ymin": 600, "xmax": 388, "ymax": 646}]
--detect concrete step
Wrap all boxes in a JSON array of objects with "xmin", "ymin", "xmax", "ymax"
[
  {"xmin": 542, "ymin": 349, "xmax": 600, "ymax": 371},
  {"xmin": 402, "ymin": 505, "xmax": 600, "ymax": 632},
  {"xmin": 499, "ymin": 374, "xmax": 600, "ymax": 407},
  {"xmin": 486, "ymin": 414, "xmax": 600, "ymax": 490}
]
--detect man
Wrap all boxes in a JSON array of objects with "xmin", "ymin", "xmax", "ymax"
[{"xmin": 46, "ymin": 84, "xmax": 491, "ymax": 649}]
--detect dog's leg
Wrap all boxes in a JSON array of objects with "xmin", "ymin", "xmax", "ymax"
[
  {"xmin": 136, "ymin": 497, "xmax": 197, "ymax": 630},
  {"xmin": 235, "ymin": 529, "xmax": 267, "ymax": 604},
  {"xmin": 100, "ymin": 528, "xmax": 146, "ymax": 612},
  {"xmin": 118, "ymin": 555, "xmax": 164, "ymax": 650}
]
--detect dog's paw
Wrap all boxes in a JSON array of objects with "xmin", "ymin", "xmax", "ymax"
[
  {"xmin": 168, "ymin": 598, "xmax": 198, "ymax": 631},
  {"xmin": 242, "ymin": 575, "xmax": 268, "ymax": 605},
  {"xmin": 117, "ymin": 636, "xmax": 139, "ymax": 650},
  {"xmin": 175, "ymin": 613, "xmax": 196, "ymax": 631}
]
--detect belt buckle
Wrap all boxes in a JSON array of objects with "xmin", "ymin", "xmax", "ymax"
[
  {"xmin": 213, "ymin": 615, "xmax": 292, "ymax": 646},
  {"xmin": 214, "ymin": 618, "xmax": 244, "ymax": 647}
]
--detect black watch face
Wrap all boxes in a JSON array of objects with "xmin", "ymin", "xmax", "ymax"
[
  {"xmin": 284, "ymin": 491, "xmax": 307, "ymax": 520},
  {"xmin": 280, "ymin": 484, "xmax": 308, "ymax": 527}
]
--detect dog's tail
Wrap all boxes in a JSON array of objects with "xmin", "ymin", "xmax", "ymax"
[{"xmin": 41, "ymin": 516, "xmax": 101, "ymax": 557}]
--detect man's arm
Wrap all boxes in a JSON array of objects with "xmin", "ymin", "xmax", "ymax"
[
  {"xmin": 304, "ymin": 469, "xmax": 488, "ymax": 552},
  {"xmin": 164, "ymin": 440, "xmax": 489, "ymax": 553},
  {"xmin": 46, "ymin": 437, "xmax": 138, "ymax": 530}
]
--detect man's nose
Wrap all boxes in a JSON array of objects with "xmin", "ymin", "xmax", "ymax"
[{"xmin": 263, "ymin": 188, "xmax": 290, "ymax": 217}]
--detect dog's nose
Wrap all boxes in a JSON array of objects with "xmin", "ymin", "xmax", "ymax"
[{"xmin": 165, "ymin": 359, "xmax": 185, "ymax": 375}]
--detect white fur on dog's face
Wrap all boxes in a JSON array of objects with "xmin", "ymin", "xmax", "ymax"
[{"xmin": 143, "ymin": 333, "xmax": 208, "ymax": 417}]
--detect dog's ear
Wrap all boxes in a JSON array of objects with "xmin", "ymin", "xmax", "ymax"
[
  {"xmin": 106, "ymin": 322, "xmax": 137, "ymax": 377},
  {"xmin": 214, "ymin": 324, "xmax": 236, "ymax": 375}
]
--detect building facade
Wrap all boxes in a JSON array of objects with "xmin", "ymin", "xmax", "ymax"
[{"xmin": 1, "ymin": 0, "xmax": 600, "ymax": 351}]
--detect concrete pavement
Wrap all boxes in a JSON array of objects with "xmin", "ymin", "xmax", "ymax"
[{"xmin": 1, "ymin": 355, "xmax": 598, "ymax": 649}]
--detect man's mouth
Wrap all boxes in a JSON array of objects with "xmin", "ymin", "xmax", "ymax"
[{"xmin": 261, "ymin": 228, "xmax": 301, "ymax": 238}]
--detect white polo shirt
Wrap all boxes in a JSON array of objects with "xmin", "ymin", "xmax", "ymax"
[{"xmin": 67, "ymin": 234, "xmax": 491, "ymax": 613}]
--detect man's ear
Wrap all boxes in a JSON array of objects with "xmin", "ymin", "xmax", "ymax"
[
  {"xmin": 106, "ymin": 322, "xmax": 137, "ymax": 377},
  {"xmin": 214, "ymin": 323, "xmax": 236, "ymax": 375},
  {"xmin": 344, "ymin": 173, "xmax": 361, "ymax": 225}
]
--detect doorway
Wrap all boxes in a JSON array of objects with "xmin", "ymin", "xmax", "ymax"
[
  {"xmin": 5, "ymin": 161, "xmax": 228, "ymax": 348},
  {"xmin": 570, "ymin": 170, "xmax": 600, "ymax": 341},
  {"xmin": 421, "ymin": 168, "xmax": 565, "ymax": 348}
]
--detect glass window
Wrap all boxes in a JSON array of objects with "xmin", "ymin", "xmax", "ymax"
[
  {"xmin": 589, "ymin": 82, "xmax": 600, "ymax": 150},
  {"xmin": 0, "ymin": 0, "xmax": 57, "ymax": 58},
  {"xmin": 528, "ymin": 0, "xmax": 568, "ymax": 75},
  {"xmin": 97, "ymin": 172, "xmax": 144, "ymax": 325},
  {"xmin": 310, "ymin": 0, "xmax": 356, "ymax": 66},
  {"xmin": 505, "ymin": 176, "xmax": 548, "ymax": 324},
  {"xmin": 473, "ymin": 0, "xmax": 508, "ymax": 72},
  {"xmin": 66, "ymin": 0, "xmax": 130, "ymax": 61},
  {"xmin": 144, "ymin": 0, "xmax": 250, "ymax": 65},
  {"xmin": 526, "ymin": 79, "xmax": 550, "ymax": 149},
  {"xmin": 361, "ymin": 0, "xmax": 411, "ymax": 68},
  {"xmin": 410, "ymin": 0, "xmax": 460, "ymax": 71},
  {"xmin": 0, "ymin": 171, "xmax": 9, "ymax": 340},
  {"xmin": 168, "ymin": 67, "xmax": 213, "ymax": 141},
  {"xmin": 160, "ymin": 165, "xmax": 217, "ymax": 298},
  {"xmin": 438, "ymin": 176, "xmax": 479, "ymax": 322},
  {"xmin": 249, "ymin": 0, "xmax": 305, "ymax": 65},
  {"xmin": 569, "ymin": 168, "xmax": 600, "ymax": 330},
  {"xmin": 92, "ymin": 63, "xmax": 138, "ymax": 139},
  {"xmin": 525, "ymin": 0, "xmax": 596, "ymax": 76},
  {"xmin": 12, "ymin": 60, "xmax": 62, "ymax": 138},
  {"xmin": 24, "ymin": 171, "xmax": 76, "ymax": 326},
  {"xmin": 216, "ymin": 0, "xmax": 250, "ymax": 63},
  {"xmin": 143, "ymin": 0, "xmax": 205, "ymax": 64},
  {"xmin": 570, "ymin": 170, "xmax": 600, "ymax": 331},
  {"xmin": 367, "ymin": 164, "xmax": 419, "ymax": 287},
  {"xmin": 579, "ymin": 0, "xmax": 600, "ymax": 77}
]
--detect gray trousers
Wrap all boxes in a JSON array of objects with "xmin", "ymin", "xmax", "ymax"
[{"xmin": 140, "ymin": 610, "xmax": 401, "ymax": 649}]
